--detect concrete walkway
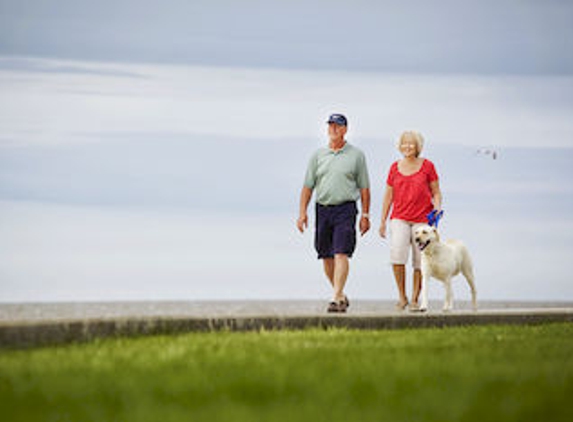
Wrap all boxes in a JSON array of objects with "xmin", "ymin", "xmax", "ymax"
[{"xmin": 1, "ymin": 300, "xmax": 572, "ymax": 349}]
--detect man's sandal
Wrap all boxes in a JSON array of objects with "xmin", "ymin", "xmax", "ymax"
[{"xmin": 327, "ymin": 300, "xmax": 348, "ymax": 313}]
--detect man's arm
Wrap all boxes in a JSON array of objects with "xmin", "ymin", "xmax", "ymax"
[
  {"xmin": 297, "ymin": 186, "xmax": 313, "ymax": 233},
  {"xmin": 355, "ymin": 150, "xmax": 371, "ymax": 236},
  {"xmin": 359, "ymin": 188, "xmax": 371, "ymax": 236}
]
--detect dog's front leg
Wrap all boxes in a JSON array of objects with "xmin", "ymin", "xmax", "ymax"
[
  {"xmin": 443, "ymin": 278, "xmax": 453, "ymax": 312},
  {"xmin": 420, "ymin": 261, "xmax": 430, "ymax": 312}
]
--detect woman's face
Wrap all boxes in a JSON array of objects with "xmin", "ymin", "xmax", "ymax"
[{"xmin": 399, "ymin": 137, "xmax": 418, "ymax": 158}]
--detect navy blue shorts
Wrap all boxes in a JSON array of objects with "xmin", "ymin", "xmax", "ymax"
[{"xmin": 315, "ymin": 201, "xmax": 358, "ymax": 259}]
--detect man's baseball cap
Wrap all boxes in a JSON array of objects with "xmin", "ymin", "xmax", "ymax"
[{"xmin": 326, "ymin": 113, "xmax": 348, "ymax": 126}]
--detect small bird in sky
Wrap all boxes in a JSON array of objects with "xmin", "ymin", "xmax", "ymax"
[{"xmin": 476, "ymin": 148, "xmax": 498, "ymax": 160}]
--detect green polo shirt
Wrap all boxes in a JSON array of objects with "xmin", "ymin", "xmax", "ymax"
[{"xmin": 304, "ymin": 142, "xmax": 370, "ymax": 206}]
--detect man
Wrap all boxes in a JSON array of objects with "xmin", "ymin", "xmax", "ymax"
[{"xmin": 297, "ymin": 113, "xmax": 371, "ymax": 313}]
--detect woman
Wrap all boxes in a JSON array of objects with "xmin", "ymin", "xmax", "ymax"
[{"xmin": 379, "ymin": 131, "xmax": 442, "ymax": 311}]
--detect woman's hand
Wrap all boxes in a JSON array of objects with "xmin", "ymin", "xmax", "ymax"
[{"xmin": 379, "ymin": 222, "xmax": 387, "ymax": 238}]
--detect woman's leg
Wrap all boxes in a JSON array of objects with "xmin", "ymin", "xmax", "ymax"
[
  {"xmin": 389, "ymin": 219, "xmax": 410, "ymax": 309},
  {"xmin": 392, "ymin": 264, "xmax": 408, "ymax": 308},
  {"xmin": 410, "ymin": 223, "xmax": 425, "ymax": 306},
  {"xmin": 412, "ymin": 269, "xmax": 422, "ymax": 305}
]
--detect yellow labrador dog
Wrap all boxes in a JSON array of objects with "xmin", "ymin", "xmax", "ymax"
[{"xmin": 414, "ymin": 225, "xmax": 477, "ymax": 312}]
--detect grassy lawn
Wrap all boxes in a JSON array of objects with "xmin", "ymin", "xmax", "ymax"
[{"xmin": 1, "ymin": 323, "xmax": 572, "ymax": 422}]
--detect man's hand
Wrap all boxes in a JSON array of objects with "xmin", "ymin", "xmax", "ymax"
[
  {"xmin": 297, "ymin": 214, "xmax": 308, "ymax": 233},
  {"xmin": 297, "ymin": 187, "xmax": 312, "ymax": 234},
  {"xmin": 359, "ymin": 216, "xmax": 370, "ymax": 236}
]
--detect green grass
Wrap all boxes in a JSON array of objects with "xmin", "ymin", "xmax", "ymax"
[{"xmin": 1, "ymin": 324, "xmax": 573, "ymax": 422}]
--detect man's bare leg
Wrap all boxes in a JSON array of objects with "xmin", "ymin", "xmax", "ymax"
[
  {"xmin": 323, "ymin": 258, "xmax": 335, "ymax": 287},
  {"xmin": 333, "ymin": 254, "xmax": 349, "ymax": 302}
]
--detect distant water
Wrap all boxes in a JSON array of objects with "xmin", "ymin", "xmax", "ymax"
[{"xmin": 1, "ymin": 189, "xmax": 572, "ymax": 303}]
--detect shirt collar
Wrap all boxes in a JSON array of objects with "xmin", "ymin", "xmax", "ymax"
[{"xmin": 329, "ymin": 141, "xmax": 348, "ymax": 154}]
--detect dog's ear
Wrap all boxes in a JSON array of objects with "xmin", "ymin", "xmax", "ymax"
[{"xmin": 433, "ymin": 227, "xmax": 440, "ymax": 242}]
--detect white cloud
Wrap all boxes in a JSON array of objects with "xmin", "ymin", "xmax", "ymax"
[{"xmin": 1, "ymin": 57, "xmax": 573, "ymax": 148}]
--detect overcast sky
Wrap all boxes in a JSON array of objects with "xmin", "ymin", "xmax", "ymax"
[
  {"xmin": 1, "ymin": 0, "xmax": 572, "ymax": 74},
  {"xmin": 1, "ymin": 1, "xmax": 572, "ymax": 302}
]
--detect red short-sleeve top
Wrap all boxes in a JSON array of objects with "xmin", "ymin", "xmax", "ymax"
[{"xmin": 386, "ymin": 159, "xmax": 439, "ymax": 223}]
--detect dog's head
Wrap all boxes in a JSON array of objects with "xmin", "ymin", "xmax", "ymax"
[{"xmin": 414, "ymin": 225, "xmax": 440, "ymax": 252}]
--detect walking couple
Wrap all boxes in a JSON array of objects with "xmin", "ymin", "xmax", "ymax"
[{"xmin": 297, "ymin": 113, "xmax": 442, "ymax": 313}]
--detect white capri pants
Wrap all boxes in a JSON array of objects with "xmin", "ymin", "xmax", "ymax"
[{"xmin": 389, "ymin": 219, "xmax": 426, "ymax": 269}]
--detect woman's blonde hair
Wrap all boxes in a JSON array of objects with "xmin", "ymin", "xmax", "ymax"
[{"xmin": 398, "ymin": 131, "xmax": 424, "ymax": 157}]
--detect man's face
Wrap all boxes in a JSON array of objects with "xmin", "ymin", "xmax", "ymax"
[{"xmin": 328, "ymin": 123, "xmax": 347, "ymax": 140}]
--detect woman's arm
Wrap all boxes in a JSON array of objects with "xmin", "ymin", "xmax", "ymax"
[
  {"xmin": 430, "ymin": 180, "xmax": 442, "ymax": 211},
  {"xmin": 379, "ymin": 185, "xmax": 393, "ymax": 238}
]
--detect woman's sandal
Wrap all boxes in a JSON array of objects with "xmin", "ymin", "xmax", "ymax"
[
  {"xmin": 409, "ymin": 302, "xmax": 421, "ymax": 312},
  {"xmin": 395, "ymin": 300, "xmax": 409, "ymax": 311},
  {"xmin": 409, "ymin": 303, "xmax": 427, "ymax": 313}
]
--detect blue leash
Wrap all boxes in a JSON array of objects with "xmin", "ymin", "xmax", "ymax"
[{"xmin": 427, "ymin": 209, "xmax": 444, "ymax": 227}]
